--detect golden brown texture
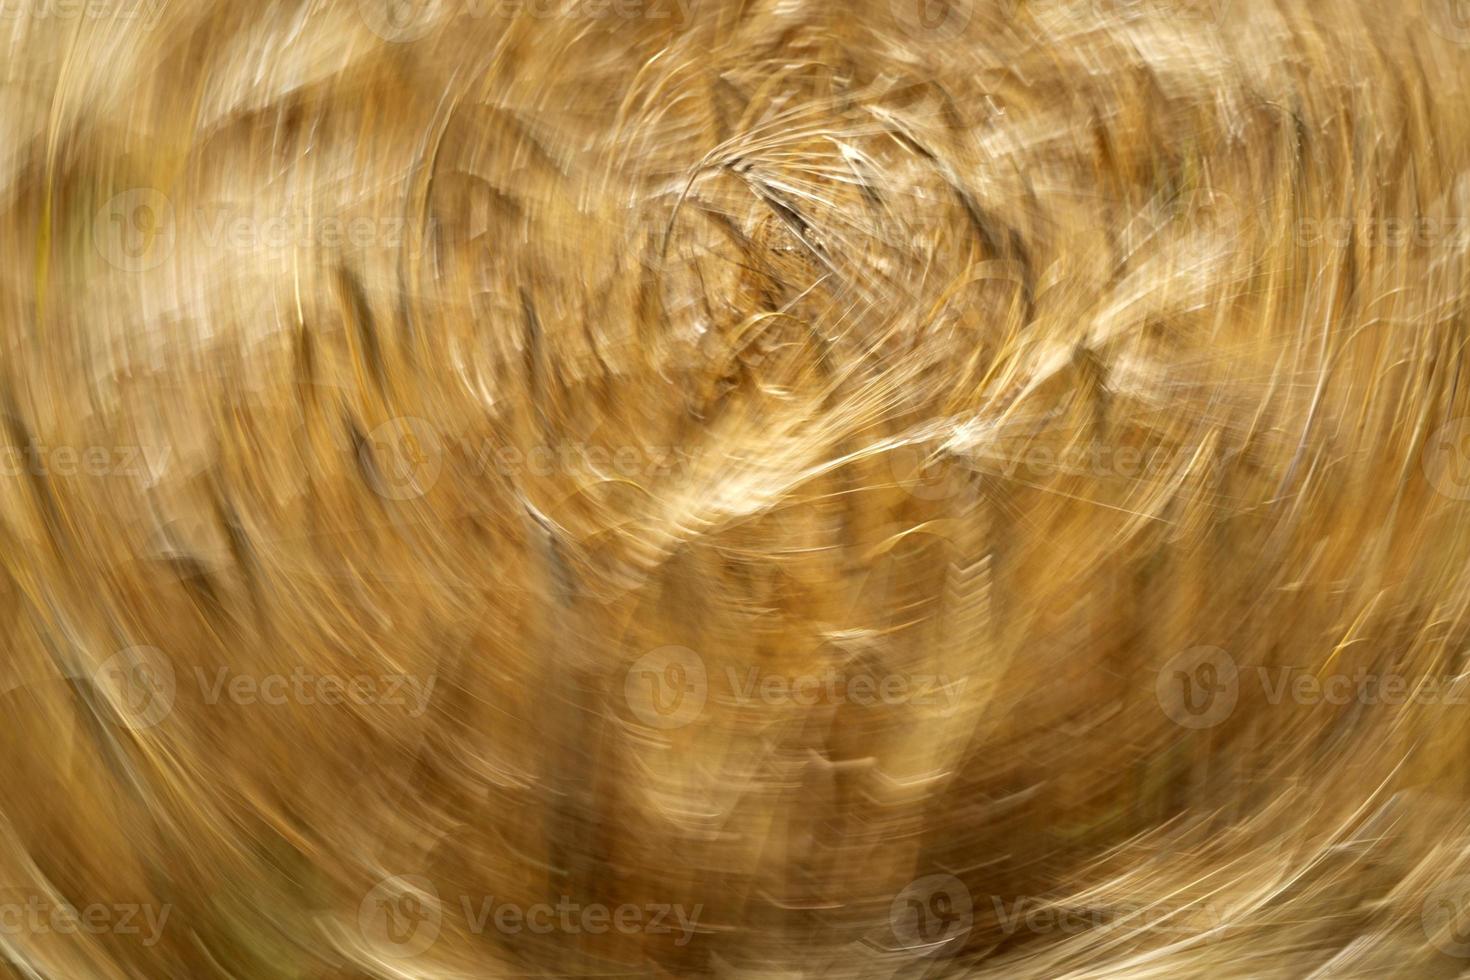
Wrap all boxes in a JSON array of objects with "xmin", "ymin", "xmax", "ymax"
[{"xmin": 3, "ymin": 0, "xmax": 1470, "ymax": 976}]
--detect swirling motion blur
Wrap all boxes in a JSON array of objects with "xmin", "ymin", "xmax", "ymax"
[{"xmin": 2, "ymin": 0, "xmax": 1470, "ymax": 977}]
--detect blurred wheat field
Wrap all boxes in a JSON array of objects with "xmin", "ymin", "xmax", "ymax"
[{"xmin": 4, "ymin": 0, "xmax": 1470, "ymax": 976}]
